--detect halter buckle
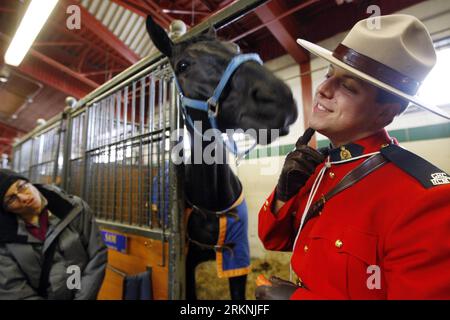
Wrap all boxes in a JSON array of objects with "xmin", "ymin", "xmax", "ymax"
[{"xmin": 207, "ymin": 97, "xmax": 219, "ymax": 117}]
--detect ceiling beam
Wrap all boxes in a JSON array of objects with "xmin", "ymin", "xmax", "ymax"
[
  {"xmin": 198, "ymin": 0, "xmax": 216, "ymax": 12},
  {"xmin": 0, "ymin": 32, "xmax": 97, "ymax": 98},
  {"xmin": 109, "ymin": 0, "xmax": 171, "ymax": 29},
  {"xmin": 69, "ymin": 1, "xmax": 140, "ymax": 65},
  {"xmin": 233, "ymin": 0, "xmax": 317, "ymax": 39},
  {"xmin": 29, "ymin": 49, "xmax": 100, "ymax": 88},
  {"xmin": 33, "ymin": 41, "xmax": 85, "ymax": 47},
  {"xmin": 18, "ymin": 58, "xmax": 94, "ymax": 99},
  {"xmin": 254, "ymin": 0, "xmax": 313, "ymax": 64}
]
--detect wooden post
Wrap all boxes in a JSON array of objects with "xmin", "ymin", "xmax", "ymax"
[{"xmin": 300, "ymin": 58, "xmax": 316, "ymax": 148}]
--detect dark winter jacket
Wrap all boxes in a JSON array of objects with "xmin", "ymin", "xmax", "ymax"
[{"xmin": 0, "ymin": 184, "xmax": 107, "ymax": 300}]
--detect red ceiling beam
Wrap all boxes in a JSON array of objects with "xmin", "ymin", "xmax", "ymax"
[
  {"xmin": 254, "ymin": 0, "xmax": 315, "ymax": 64},
  {"xmin": 33, "ymin": 41, "xmax": 85, "ymax": 47},
  {"xmin": 19, "ymin": 63, "xmax": 93, "ymax": 99},
  {"xmin": 68, "ymin": 1, "xmax": 140, "ymax": 65},
  {"xmin": 0, "ymin": 121, "xmax": 24, "ymax": 156},
  {"xmin": 198, "ymin": 0, "xmax": 216, "ymax": 12},
  {"xmin": 18, "ymin": 55, "xmax": 94, "ymax": 99},
  {"xmin": 30, "ymin": 49, "xmax": 100, "ymax": 89},
  {"xmin": 232, "ymin": 0, "xmax": 318, "ymax": 42},
  {"xmin": 0, "ymin": 7, "xmax": 16, "ymax": 13},
  {"xmin": 44, "ymin": 19, "xmax": 129, "ymax": 68},
  {"xmin": 109, "ymin": 0, "xmax": 171, "ymax": 29},
  {"xmin": 142, "ymin": 0, "xmax": 174, "ymax": 25},
  {"xmin": 0, "ymin": 32, "xmax": 97, "ymax": 97}
]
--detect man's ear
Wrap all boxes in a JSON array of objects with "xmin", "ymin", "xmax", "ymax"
[
  {"xmin": 146, "ymin": 15, "xmax": 174, "ymax": 58},
  {"xmin": 376, "ymin": 103, "xmax": 401, "ymax": 127}
]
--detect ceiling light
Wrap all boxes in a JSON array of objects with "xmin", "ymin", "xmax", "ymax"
[{"xmin": 4, "ymin": 0, "xmax": 59, "ymax": 66}]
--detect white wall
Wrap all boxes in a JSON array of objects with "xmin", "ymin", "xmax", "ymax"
[{"xmin": 235, "ymin": 0, "xmax": 450, "ymax": 258}]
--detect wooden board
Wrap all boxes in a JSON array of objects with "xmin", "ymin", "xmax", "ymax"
[{"xmin": 97, "ymin": 228, "xmax": 169, "ymax": 300}]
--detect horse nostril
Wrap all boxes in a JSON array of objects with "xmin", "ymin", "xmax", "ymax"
[
  {"xmin": 251, "ymin": 87, "xmax": 274, "ymax": 103},
  {"xmin": 280, "ymin": 127, "xmax": 289, "ymax": 136}
]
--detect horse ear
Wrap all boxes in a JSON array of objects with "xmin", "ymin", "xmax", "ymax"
[
  {"xmin": 205, "ymin": 25, "xmax": 216, "ymax": 38},
  {"xmin": 146, "ymin": 15, "xmax": 174, "ymax": 58}
]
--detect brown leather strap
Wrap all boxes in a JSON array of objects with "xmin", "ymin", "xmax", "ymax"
[
  {"xmin": 301, "ymin": 153, "xmax": 388, "ymax": 230},
  {"xmin": 333, "ymin": 44, "xmax": 420, "ymax": 95},
  {"xmin": 187, "ymin": 236, "xmax": 235, "ymax": 254}
]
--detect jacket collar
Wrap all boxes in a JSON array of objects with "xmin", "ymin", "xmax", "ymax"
[{"xmin": 328, "ymin": 129, "xmax": 396, "ymax": 162}]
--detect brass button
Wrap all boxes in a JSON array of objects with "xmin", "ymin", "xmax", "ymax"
[
  {"xmin": 340, "ymin": 146, "xmax": 352, "ymax": 160},
  {"xmin": 329, "ymin": 172, "xmax": 335, "ymax": 179},
  {"xmin": 381, "ymin": 143, "xmax": 389, "ymax": 148},
  {"xmin": 265, "ymin": 200, "xmax": 269, "ymax": 206},
  {"xmin": 335, "ymin": 239, "xmax": 343, "ymax": 248},
  {"xmin": 304, "ymin": 245, "xmax": 309, "ymax": 252}
]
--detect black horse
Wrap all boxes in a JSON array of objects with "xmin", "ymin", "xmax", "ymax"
[{"xmin": 146, "ymin": 17, "xmax": 297, "ymax": 300}]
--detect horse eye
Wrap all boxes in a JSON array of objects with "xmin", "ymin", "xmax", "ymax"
[{"xmin": 176, "ymin": 61, "xmax": 190, "ymax": 74}]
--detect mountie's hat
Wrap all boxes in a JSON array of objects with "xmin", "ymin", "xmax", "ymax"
[{"xmin": 297, "ymin": 14, "xmax": 450, "ymax": 120}]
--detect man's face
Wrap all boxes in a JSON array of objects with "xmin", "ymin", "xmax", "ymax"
[
  {"xmin": 309, "ymin": 65, "xmax": 391, "ymax": 145},
  {"xmin": 3, "ymin": 180, "xmax": 42, "ymax": 216}
]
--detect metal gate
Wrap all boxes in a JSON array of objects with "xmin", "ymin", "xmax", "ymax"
[{"xmin": 13, "ymin": 114, "xmax": 66, "ymax": 186}]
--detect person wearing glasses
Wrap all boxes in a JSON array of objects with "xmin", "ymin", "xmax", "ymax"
[{"xmin": 0, "ymin": 169, "xmax": 107, "ymax": 300}]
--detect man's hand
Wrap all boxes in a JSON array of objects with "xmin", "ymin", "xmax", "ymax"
[
  {"xmin": 275, "ymin": 128, "xmax": 326, "ymax": 202},
  {"xmin": 255, "ymin": 275, "xmax": 299, "ymax": 300}
]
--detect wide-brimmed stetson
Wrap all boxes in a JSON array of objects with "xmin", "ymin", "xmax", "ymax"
[{"xmin": 297, "ymin": 14, "xmax": 450, "ymax": 120}]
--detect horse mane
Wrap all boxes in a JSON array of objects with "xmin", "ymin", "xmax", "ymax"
[{"xmin": 176, "ymin": 33, "xmax": 235, "ymax": 55}]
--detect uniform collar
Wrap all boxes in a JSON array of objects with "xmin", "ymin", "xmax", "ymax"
[{"xmin": 328, "ymin": 129, "xmax": 395, "ymax": 162}]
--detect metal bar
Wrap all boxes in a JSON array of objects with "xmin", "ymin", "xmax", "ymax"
[
  {"xmin": 148, "ymin": 76, "xmax": 155, "ymax": 229},
  {"xmin": 113, "ymin": 92, "xmax": 121, "ymax": 222},
  {"xmin": 132, "ymin": 81, "xmax": 136, "ymax": 137},
  {"xmin": 98, "ymin": 101, "xmax": 105, "ymax": 219},
  {"xmin": 128, "ymin": 139, "xmax": 133, "ymax": 225},
  {"xmin": 124, "ymin": 86, "xmax": 129, "ymax": 140},
  {"xmin": 121, "ymin": 139, "xmax": 126, "ymax": 224},
  {"xmin": 80, "ymin": 107, "xmax": 91, "ymax": 199},
  {"xmin": 168, "ymin": 77, "xmax": 185, "ymax": 300},
  {"xmin": 159, "ymin": 76, "xmax": 168, "ymax": 267},
  {"xmin": 97, "ymin": 220, "xmax": 168, "ymax": 240},
  {"xmin": 138, "ymin": 78, "xmax": 145, "ymax": 226},
  {"xmin": 107, "ymin": 96, "xmax": 114, "ymax": 220}
]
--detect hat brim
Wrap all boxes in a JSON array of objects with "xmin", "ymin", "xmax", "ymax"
[{"xmin": 297, "ymin": 39, "xmax": 450, "ymax": 120}]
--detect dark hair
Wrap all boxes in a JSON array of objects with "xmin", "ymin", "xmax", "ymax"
[{"xmin": 375, "ymin": 88, "xmax": 409, "ymax": 114}]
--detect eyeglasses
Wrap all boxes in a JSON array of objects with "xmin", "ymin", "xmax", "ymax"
[{"xmin": 3, "ymin": 181, "xmax": 32, "ymax": 210}]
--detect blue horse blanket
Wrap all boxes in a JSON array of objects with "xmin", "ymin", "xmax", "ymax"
[{"xmin": 215, "ymin": 195, "xmax": 250, "ymax": 278}]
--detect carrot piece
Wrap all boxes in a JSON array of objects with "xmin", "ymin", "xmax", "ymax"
[{"xmin": 256, "ymin": 274, "xmax": 272, "ymax": 287}]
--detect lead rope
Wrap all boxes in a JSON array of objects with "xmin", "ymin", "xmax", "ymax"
[{"xmin": 289, "ymin": 151, "xmax": 381, "ymax": 282}]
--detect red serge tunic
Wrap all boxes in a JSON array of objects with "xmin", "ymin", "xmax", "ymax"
[{"xmin": 258, "ymin": 130, "xmax": 450, "ymax": 299}]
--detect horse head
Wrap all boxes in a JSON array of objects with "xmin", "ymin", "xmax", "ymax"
[{"xmin": 146, "ymin": 16, "xmax": 298, "ymax": 146}]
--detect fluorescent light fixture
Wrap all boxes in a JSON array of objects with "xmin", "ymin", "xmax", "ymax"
[{"xmin": 4, "ymin": 0, "xmax": 59, "ymax": 66}]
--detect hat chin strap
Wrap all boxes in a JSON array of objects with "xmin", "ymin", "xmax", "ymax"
[{"xmin": 173, "ymin": 53, "xmax": 263, "ymax": 160}]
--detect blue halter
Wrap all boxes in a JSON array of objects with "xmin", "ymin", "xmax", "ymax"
[{"xmin": 172, "ymin": 53, "xmax": 263, "ymax": 159}]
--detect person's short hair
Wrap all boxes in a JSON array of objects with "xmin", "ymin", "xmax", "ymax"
[{"xmin": 375, "ymin": 88, "xmax": 409, "ymax": 115}]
